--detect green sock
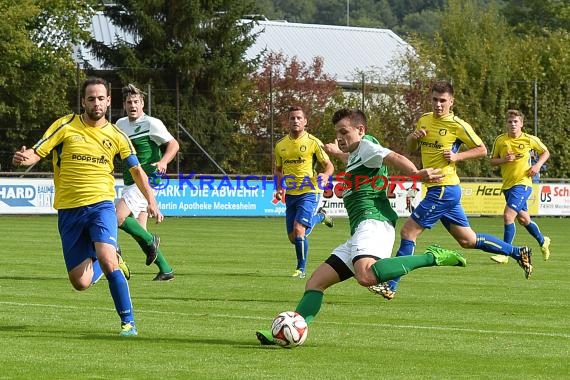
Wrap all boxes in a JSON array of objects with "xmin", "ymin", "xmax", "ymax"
[
  {"xmin": 119, "ymin": 216, "xmax": 153, "ymax": 246},
  {"xmin": 154, "ymin": 248, "xmax": 173, "ymax": 273},
  {"xmin": 371, "ymin": 253, "xmax": 436, "ymax": 282},
  {"xmin": 295, "ymin": 290, "xmax": 324, "ymax": 324}
]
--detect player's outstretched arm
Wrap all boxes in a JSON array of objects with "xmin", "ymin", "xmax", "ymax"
[
  {"xmin": 317, "ymin": 159, "xmax": 334, "ymax": 190},
  {"xmin": 323, "ymin": 139, "xmax": 348, "ymax": 164},
  {"xmin": 274, "ymin": 165, "xmax": 285, "ymax": 200},
  {"xmin": 529, "ymin": 149, "xmax": 550, "ymax": 177},
  {"xmin": 12, "ymin": 146, "xmax": 41, "ymax": 167},
  {"xmin": 406, "ymin": 128, "xmax": 426, "ymax": 152},
  {"xmin": 444, "ymin": 144, "xmax": 487, "ymax": 162},
  {"xmin": 383, "ymin": 152, "xmax": 443, "ymax": 183}
]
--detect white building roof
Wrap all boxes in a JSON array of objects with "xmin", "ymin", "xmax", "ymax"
[
  {"xmin": 75, "ymin": 14, "xmax": 411, "ymax": 85},
  {"xmin": 247, "ymin": 20, "xmax": 411, "ymax": 85}
]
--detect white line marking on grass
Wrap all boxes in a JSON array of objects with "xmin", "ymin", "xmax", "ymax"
[{"xmin": 2, "ymin": 301, "xmax": 569, "ymax": 340}]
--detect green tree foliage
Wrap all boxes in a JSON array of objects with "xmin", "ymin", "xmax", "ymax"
[
  {"xmin": 87, "ymin": 0, "xmax": 259, "ymax": 174},
  {"xmin": 348, "ymin": 0, "xmax": 398, "ymax": 28},
  {"xmin": 521, "ymin": 31, "xmax": 570, "ymax": 177},
  {"xmin": 412, "ymin": 0, "xmax": 570, "ymax": 178},
  {"xmin": 395, "ymin": 9, "xmax": 443, "ymax": 38},
  {"xmin": 502, "ymin": 0, "xmax": 570, "ymax": 36},
  {"xmin": 338, "ymin": 44, "xmax": 438, "ymax": 172},
  {"xmin": 231, "ymin": 52, "xmax": 339, "ymax": 173},
  {"xmin": 271, "ymin": 0, "xmax": 317, "ymax": 23},
  {"xmin": 421, "ymin": 0, "xmax": 516, "ymax": 177},
  {"xmin": 0, "ymin": 0, "xmax": 93, "ymax": 170},
  {"xmin": 388, "ymin": 0, "xmax": 446, "ymax": 20}
]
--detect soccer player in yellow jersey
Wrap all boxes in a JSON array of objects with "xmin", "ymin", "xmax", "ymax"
[
  {"xmin": 12, "ymin": 77, "xmax": 163, "ymax": 336},
  {"xmin": 372, "ymin": 81, "xmax": 533, "ymax": 301},
  {"xmin": 274, "ymin": 106, "xmax": 334, "ymax": 278},
  {"xmin": 488, "ymin": 109, "xmax": 550, "ymax": 264}
]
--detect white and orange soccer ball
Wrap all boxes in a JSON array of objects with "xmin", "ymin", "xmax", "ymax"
[{"xmin": 270, "ymin": 311, "xmax": 308, "ymax": 348}]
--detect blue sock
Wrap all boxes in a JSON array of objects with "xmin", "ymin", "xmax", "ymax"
[
  {"xmin": 91, "ymin": 259, "xmax": 104, "ymax": 285},
  {"xmin": 311, "ymin": 213, "xmax": 325, "ymax": 226},
  {"xmin": 303, "ymin": 238, "xmax": 309, "ymax": 270},
  {"xmin": 475, "ymin": 233, "xmax": 519, "ymax": 257},
  {"xmin": 387, "ymin": 239, "xmax": 415, "ymax": 291},
  {"xmin": 107, "ymin": 269, "xmax": 134, "ymax": 324},
  {"xmin": 503, "ymin": 223, "xmax": 516, "ymax": 244},
  {"xmin": 524, "ymin": 221, "xmax": 544, "ymax": 246},
  {"xmin": 294, "ymin": 236, "xmax": 307, "ymax": 272}
]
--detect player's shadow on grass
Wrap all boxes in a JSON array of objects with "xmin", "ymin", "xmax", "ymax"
[
  {"xmin": 0, "ymin": 275, "xmax": 63, "ymax": 281},
  {"xmin": 6, "ymin": 327, "xmax": 294, "ymax": 348},
  {"xmin": 0, "ymin": 324, "xmax": 28, "ymax": 332},
  {"xmin": 133, "ymin": 295, "xmax": 296, "ymax": 304},
  {"xmin": 80, "ymin": 334, "xmax": 264, "ymax": 346}
]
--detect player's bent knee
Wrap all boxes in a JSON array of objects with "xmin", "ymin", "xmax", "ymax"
[
  {"xmin": 354, "ymin": 273, "xmax": 376, "ymax": 288},
  {"xmin": 457, "ymin": 239, "xmax": 474, "ymax": 249},
  {"xmin": 69, "ymin": 276, "xmax": 90, "ymax": 291}
]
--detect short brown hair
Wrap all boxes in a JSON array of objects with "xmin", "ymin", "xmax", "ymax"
[
  {"xmin": 431, "ymin": 81, "xmax": 454, "ymax": 96},
  {"xmin": 81, "ymin": 77, "xmax": 108, "ymax": 98},
  {"xmin": 506, "ymin": 109, "xmax": 524, "ymax": 122},
  {"xmin": 332, "ymin": 108, "xmax": 367, "ymax": 129},
  {"xmin": 288, "ymin": 105, "xmax": 305, "ymax": 115},
  {"xmin": 121, "ymin": 83, "xmax": 145, "ymax": 102}
]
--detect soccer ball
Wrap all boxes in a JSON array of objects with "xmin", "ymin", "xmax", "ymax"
[{"xmin": 271, "ymin": 311, "xmax": 308, "ymax": 348}]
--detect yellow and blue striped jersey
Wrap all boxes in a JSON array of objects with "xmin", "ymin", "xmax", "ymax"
[
  {"xmin": 491, "ymin": 132, "xmax": 547, "ymax": 189},
  {"xmin": 275, "ymin": 132, "xmax": 330, "ymax": 195},
  {"xmin": 33, "ymin": 114, "xmax": 136, "ymax": 209},
  {"xmin": 415, "ymin": 112, "xmax": 483, "ymax": 187}
]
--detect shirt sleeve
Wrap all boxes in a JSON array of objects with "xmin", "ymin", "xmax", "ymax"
[
  {"xmin": 455, "ymin": 118, "xmax": 483, "ymax": 149},
  {"xmin": 274, "ymin": 143, "xmax": 282, "ymax": 167},
  {"xmin": 529, "ymin": 135, "xmax": 548, "ymax": 154},
  {"xmin": 490, "ymin": 135, "xmax": 503, "ymax": 159},
  {"xmin": 33, "ymin": 115, "xmax": 74, "ymax": 158},
  {"xmin": 149, "ymin": 117, "xmax": 175, "ymax": 145},
  {"xmin": 359, "ymin": 139, "xmax": 392, "ymax": 168},
  {"xmin": 312, "ymin": 137, "xmax": 330, "ymax": 164}
]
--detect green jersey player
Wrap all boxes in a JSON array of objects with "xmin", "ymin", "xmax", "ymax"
[
  {"xmin": 256, "ymin": 108, "xmax": 467, "ymax": 346},
  {"xmin": 115, "ymin": 84, "xmax": 179, "ymax": 281}
]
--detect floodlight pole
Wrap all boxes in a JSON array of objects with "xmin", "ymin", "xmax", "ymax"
[{"xmin": 534, "ymin": 80, "xmax": 538, "ymax": 136}]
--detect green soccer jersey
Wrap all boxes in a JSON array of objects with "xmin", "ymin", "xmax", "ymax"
[
  {"xmin": 341, "ymin": 135, "xmax": 397, "ymax": 235},
  {"xmin": 115, "ymin": 114, "xmax": 175, "ymax": 186}
]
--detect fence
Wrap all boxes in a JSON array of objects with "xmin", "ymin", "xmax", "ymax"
[
  {"xmin": 1, "ymin": 174, "xmax": 569, "ymax": 217},
  {"xmin": 0, "ymin": 77, "xmax": 560, "ymax": 178}
]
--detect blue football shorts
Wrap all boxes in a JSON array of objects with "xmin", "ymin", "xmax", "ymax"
[
  {"xmin": 285, "ymin": 192, "xmax": 320, "ymax": 235},
  {"xmin": 410, "ymin": 185, "xmax": 470, "ymax": 229},
  {"xmin": 503, "ymin": 184, "xmax": 532, "ymax": 213},
  {"xmin": 57, "ymin": 200, "xmax": 118, "ymax": 272}
]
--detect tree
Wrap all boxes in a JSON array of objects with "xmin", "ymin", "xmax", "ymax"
[
  {"xmin": 519, "ymin": 31, "xmax": 570, "ymax": 177},
  {"xmin": 419, "ymin": 0, "xmax": 516, "ymax": 177},
  {"xmin": 0, "ymin": 0, "xmax": 94, "ymax": 171},
  {"xmin": 395, "ymin": 9, "xmax": 443, "ymax": 38},
  {"xmin": 502, "ymin": 0, "xmax": 570, "ymax": 36},
  {"xmin": 87, "ymin": 0, "xmax": 259, "ymax": 174},
  {"xmin": 230, "ymin": 52, "xmax": 339, "ymax": 174},
  {"xmin": 404, "ymin": 0, "xmax": 570, "ymax": 178},
  {"xmin": 272, "ymin": 0, "xmax": 317, "ymax": 23}
]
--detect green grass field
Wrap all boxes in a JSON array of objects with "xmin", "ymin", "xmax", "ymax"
[{"xmin": 1, "ymin": 215, "xmax": 569, "ymax": 379}]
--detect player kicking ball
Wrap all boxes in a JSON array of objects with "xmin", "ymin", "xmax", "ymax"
[{"xmin": 256, "ymin": 108, "xmax": 466, "ymax": 346}]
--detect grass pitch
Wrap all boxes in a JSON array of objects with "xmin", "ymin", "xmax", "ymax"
[{"xmin": 0, "ymin": 215, "xmax": 568, "ymax": 379}]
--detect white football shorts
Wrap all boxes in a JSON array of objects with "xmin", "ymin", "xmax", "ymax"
[
  {"xmin": 121, "ymin": 184, "xmax": 149, "ymax": 218},
  {"xmin": 332, "ymin": 219, "xmax": 395, "ymax": 274}
]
